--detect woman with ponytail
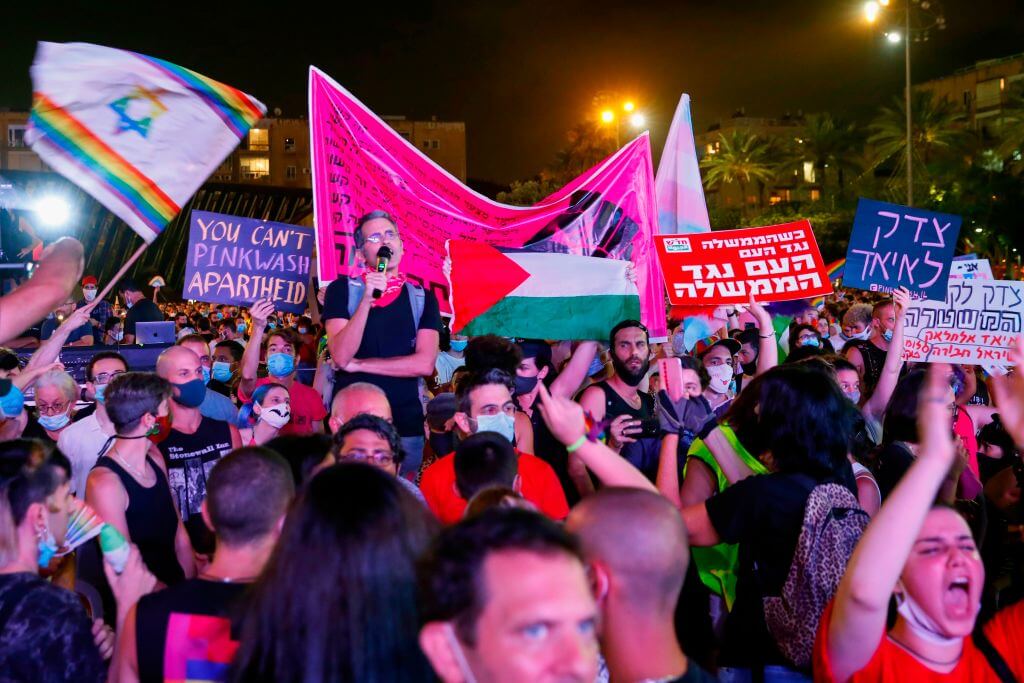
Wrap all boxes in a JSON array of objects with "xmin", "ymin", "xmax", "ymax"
[{"xmin": 236, "ymin": 383, "xmax": 291, "ymax": 447}]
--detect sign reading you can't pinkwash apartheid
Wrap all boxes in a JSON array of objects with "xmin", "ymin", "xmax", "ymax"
[{"xmin": 307, "ymin": 67, "xmax": 668, "ymax": 337}]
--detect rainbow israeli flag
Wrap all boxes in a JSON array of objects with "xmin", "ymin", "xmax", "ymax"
[{"xmin": 27, "ymin": 42, "xmax": 265, "ymax": 242}]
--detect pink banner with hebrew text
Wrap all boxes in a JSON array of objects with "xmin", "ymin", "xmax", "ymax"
[{"xmin": 308, "ymin": 67, "xmax": 667, "ymax": 337}]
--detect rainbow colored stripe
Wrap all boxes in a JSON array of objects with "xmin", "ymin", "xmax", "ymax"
[
  {"xmin": 30, "ymin": 93, "xmax": 179, "ymax": 235},
  {"xmin": 132, "ymin": 52, "xmax": 264, "ymax": 139},
  {"xmin": 811, "ymin": 258, "xmax": 847, "ymax": 307}
]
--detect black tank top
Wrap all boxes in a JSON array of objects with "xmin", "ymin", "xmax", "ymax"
[
  {"xmin": 157, "ymin": 417, "xmax": 233, "ymax": 554},
  {"xmin": 845, "ymin": 339, "xmax": 886, "ymax": 391},
  {"xmin": 136, "ymin": 578, "xmax": 248, "ymax": 683},
  {"xmin": 594, "ymin": 381, "xmax": 661, "ymax": 482},
  {"xmin": 93, "ymin": 455, "xmax": 185, "ymax": 587}
]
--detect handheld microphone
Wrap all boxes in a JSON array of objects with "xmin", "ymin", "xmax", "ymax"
[{"xmin": 372, "ymin": 245, "xmax": 393, "ymax": 299}]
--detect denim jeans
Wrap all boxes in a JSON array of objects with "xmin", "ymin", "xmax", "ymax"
[
  {"xmin": 717, "ymin": 666, "xmax": 812, "ymax": 683},
  {"xmin": 400, "ymin": 435, "xmax": 425, "ymax": 481}
]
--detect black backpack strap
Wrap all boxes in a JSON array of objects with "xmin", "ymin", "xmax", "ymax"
[{"xmin": 973, "ymin": 626, "xmax": 1016, "ymax": 683}]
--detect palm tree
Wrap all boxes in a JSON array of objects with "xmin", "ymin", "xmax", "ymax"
[
  {"xmin": 797, "ymin": 113, "xmax": 863, "ymax": 197},
  {"xmin": 868, "ymin": 90, "xmax": 970, "ymax": 199},
  {"xmin": 700, "ymin": 129, "xmax": 776, "ymax": 214}
]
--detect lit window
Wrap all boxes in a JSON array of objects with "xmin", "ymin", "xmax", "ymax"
[
  {"xmin": 810, "ymin": 189, "xmax": 821, "ymax": 201},
  {"xmin": 769, "ymin": 193, "xmax": 782, "ymax": 206},
  {"xmin": 248, "ymin": 129, "xmax": 269, "ymax": 152},
  {"xmin": 284, "ymin": 137, "xmax": 295, "ymax": 152},
  {"xmin": 7, "ymin": 125, "xmax": 27, "ymax": 148},
  {"xmin": 285, "ymin": 165, "xmax": 297, "ymax": 179},
  {"xmin": 803, "ymin": 161, "xmax": 816, "ymax": 184},
  {"xmin": 241, "ymin": 157, "xmax": 270, "ymax": 179}
]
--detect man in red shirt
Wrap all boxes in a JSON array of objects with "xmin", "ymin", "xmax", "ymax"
[
  {"xmin": 419, "ymin": 368, "xmax": 569, "ymax": 524},
  {"xmin": 238, "ymin": 300, "xmax": 327, "ymax": 435}
]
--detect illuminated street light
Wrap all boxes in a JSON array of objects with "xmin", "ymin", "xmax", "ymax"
[
  {"xmin": 975, "ymin": 227, "xmax": 984, "ymax": 233},
  {"xmin": 34, "ymin": 195, "xmax": 71, "ymax": 228},
  {"xmin": 623, "ymin": 101, "xmax": 635, "ymax": 112},
  {"xmin": 629, "ymin": 113, "xmax": 646, "ymax": 128},
  {"xmin": 864, "ymin": 1, "xmax": 880, "ymax": 22},
  {"xmin": 886, "ymin": 30, "xmax": 902, "ymax": 43},
  {"xmin": 600, "ymin": 109, "xmax": 615, "ymax": 123}
]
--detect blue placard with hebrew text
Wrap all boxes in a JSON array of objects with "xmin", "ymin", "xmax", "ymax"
[{"xmin": 844, "ymin": 198, "xmax": 961, "ymax": 301}]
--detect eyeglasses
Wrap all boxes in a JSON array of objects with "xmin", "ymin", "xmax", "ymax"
[
  {"xmin": 92, "ymin": 370, "xmax": 126, "ymax": 385},
  {"xmin": 339, "ymin": 450, "xmax": 395, "ymax": 467},
  {"xmin": 363, "ymin": 230, "xmax": 400, "ymax": 244},
  {"xmin": 37, "ymin": 400, "xmax": 69, "ymax": 416}
]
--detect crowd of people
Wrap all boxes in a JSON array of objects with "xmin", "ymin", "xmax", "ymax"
[{"xmin": 0, "ymin": 212, "xmax": 1023, "ymax": 682}]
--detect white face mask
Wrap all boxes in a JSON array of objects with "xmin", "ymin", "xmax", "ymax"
[
  {"xmin": 894, "ymin": 580, "xmax": 972, "ymax": 646},
  {"xmin": 83, "ymin": 288, "xmax": 97, "ymax": 302},
  {"xmin": 706, "ymin": 364, "xmax": 733, "ymax": 395},
  {"xmin": 259, "ymin": 405, "xmax": 291, "ymax": 429}
]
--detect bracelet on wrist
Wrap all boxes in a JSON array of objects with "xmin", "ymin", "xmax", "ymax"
[
  {"xmin": 566, "ymin": 435, "xmax": 588, "ymax": 453},
  {"xmin": 759, "ymin": 333, "xmax": 774, "ymax": 339}
]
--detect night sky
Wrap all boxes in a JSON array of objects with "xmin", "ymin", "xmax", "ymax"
[{"xmin": 3, "ymin": 1, "xmax": 1022, "ymax": 185}]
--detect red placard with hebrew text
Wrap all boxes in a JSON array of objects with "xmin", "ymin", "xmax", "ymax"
[{"xmin": 655, "ymin": 221, "xmax": 833, "ymax": 305}]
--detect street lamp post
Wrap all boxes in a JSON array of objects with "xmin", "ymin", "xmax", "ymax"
[
  {"xmin": 596, "ymin": 93, "xmax": 646, "ymax": 149},
  {"xmin": 865, "ymin": 0, "xmax": 945, "ymax": 207}
]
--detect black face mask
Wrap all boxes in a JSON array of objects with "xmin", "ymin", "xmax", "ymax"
[
  {"xmin": 513, "ymin": 374, "xmax": 539, "ymax": 396},
  {"xmin": 741, "ymin": 360, "xmax": 757, "ymax": 376},
  {"xmin": 612, "ymin": 354, "xmax": 650, "ymax": 388},
  {"xmin": 428, "ymin": 431, "xmax": 456, "ymax": 457}
]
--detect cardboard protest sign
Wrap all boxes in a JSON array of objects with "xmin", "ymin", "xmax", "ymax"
[
  {"xmin": 308, "ymin": 68, "xmax": 667, "ymax": 337},
  {"xmin": 654, "ymin": 220, "xmax": 833, "ymax": 305},
  {"xmin": 902, "ymin": 279, "xmax": 1023, "ymax": 366},
  {"xmin": 183, "ymin": 211, "xmax": 314, "ymax": 314},
  {"xmin": 949, "ymin": 258, "xmax": 993, "ymax": 281},
  {"xmin": 844, "ymin": 198, "xmax": 961, "ymax": 300}
]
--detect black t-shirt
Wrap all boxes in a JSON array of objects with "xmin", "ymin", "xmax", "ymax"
[
  {"xmin": 124, "ymin": 299, "xmax": 163, "ymax": 337},
  {"xmin": 322, "ymin": 279, "xmax": 441, "ymax": 437},
  {"xmin": 0, "ymin": 572, "xmax": 105, "ymax": 682},
  {"xmin": 136, "ymin": 578, "xmax": 249, "ymax": 683},
  {"xmin": 157, "ymin": 417, "xmax": 233, "ymax": 554},
  {"xmin": 704, "ymin": 471, "xmax": 818, "ymax": 668},
  {"xmin": 875, "ymin": 441, "xmax": 915, "ymax": 500},
  {"xmin": 668, "ymin": 660, "xmax": 719, "ymax": 683}
]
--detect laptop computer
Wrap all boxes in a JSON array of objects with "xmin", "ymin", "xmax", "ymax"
[{"xmin": 135, "ymin": 321, "xmax": 176, "ymax": 346}]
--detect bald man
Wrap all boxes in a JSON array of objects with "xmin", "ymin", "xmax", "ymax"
[
  {"xmin": 328, "ymin": 381, "xmax": 393, "ymax": 432},
  {"xmin": 155, "ymin": 346, "xmax": 242, "ymax": 554},
  {"xmin": 566, "ymin": 488, "xmax": 714, "ymax": 683}
]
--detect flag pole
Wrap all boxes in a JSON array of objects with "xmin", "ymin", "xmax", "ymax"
[{"xmin": 93, "ymin": 242, "xmax": 150, "ymax": 304}]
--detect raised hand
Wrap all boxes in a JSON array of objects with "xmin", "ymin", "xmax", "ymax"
[
  {"xmin": 917, "ymin": 363, "xmax": 956, "ymax": 466},
  {"xmin": 535, "ymin": 382, "xmax": 587, "ymax": 447},
  {"xmin": 892, "ymin": 286, "xmax": 911, "ymax": 319},
  {"xmin": 249, "ymin": 300, "xmax": 275, "ymax": 328},
  {"xmin": 991, "ymin": 337, "xmax": 1024, "ymax": 448},
  {"xmin": 747, "ymin": 294, "xmax": 772, "ymax": 331}
]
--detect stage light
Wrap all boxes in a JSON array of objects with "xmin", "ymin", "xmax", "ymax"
[{"xmin": 33, "ymin": 195, "xmax": 71, "ymax": 228}]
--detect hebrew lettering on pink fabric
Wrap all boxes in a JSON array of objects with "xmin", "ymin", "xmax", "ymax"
[{"xmin": 308, "ymin": 67, "xmax": 667, "ymax": 337}]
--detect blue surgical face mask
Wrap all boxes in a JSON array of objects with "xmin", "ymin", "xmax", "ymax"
[
  {"xmin": 449, "ymin": 339, "xmax": 468, "ymax": 352},
  {"xmin": 201, "ymin": 365, "xmax": 211, "ymax": 385},
  {"xmin": 846, "ymin": 389, "xmax": 861, "ymax": 405},
  {"xmin": 211, "ymin": 361, "xmax": 232, "ymax": 383},
  {"xmin": 0, "ymin": 384, "xmax": 25, "ymax": 418},
  {"xmin": 37, "ymin": 522, "xmax": 58, "ymax": 569},
  {"xmin": 38, "ymin": 411, "xmax": 71, "ymax": 432},
  {"xmin": 298, "ymin": 327, "xmax": 309, "ymax": 335},
  {"xmin": 94, "ymin": 383, "xmax": 108, "ymax": 404},
  {"xmin": 801, "ymin": 337, "xmax": 820, "ymax": 348},
  {"xmin": 266, "ymin": 353, "xmax": 295, "ymax": 378},
  {"xmin": 236, "ymin": 323, "xmax": 246, "ymax": 333},
  {"xmin": 883, "ymin": 329, "xmax": 894, "ymax": 343},
  {"xmin": 268, "ymin": 322, "xmax": 277, "ymax": 330},
  {"xmin": 172, "ymin": 378, "xmax": 207, "ymax": 408},
  {"xmin": 474, "ymin": 413, "xmax": 515, "ymax": 443}
]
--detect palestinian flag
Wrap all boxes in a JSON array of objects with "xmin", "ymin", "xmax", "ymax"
[{"xmin": 448, "ymin": 240, "xmax": 640, "ymax": 341}]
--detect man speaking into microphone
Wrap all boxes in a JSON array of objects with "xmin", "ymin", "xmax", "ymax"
[{"xmin": 323, "ymin": 210, "xmax": 440, "ymax": 477}]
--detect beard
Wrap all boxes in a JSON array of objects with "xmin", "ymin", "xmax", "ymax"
[{"xmin": 612, "ymin": 354, "xmax": 650, "ymax": 388}]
